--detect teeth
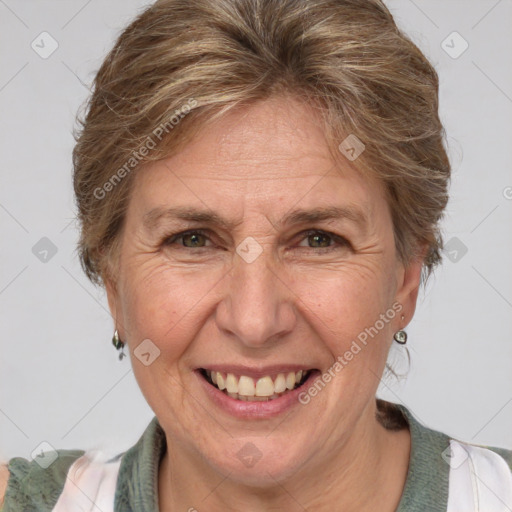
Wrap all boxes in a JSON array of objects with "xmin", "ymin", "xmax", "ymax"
[
  {"xmin": 255, "ymin": 376, "xmax": 274, "ymax": 397},
  {"xmin": 226, "ymin": 373, "xmax": 238, "ymax": 393},
  {"xmin": 274, "ymin": 373, "xmax": 286, "ymax": 393},
  {"xmin": 247, "ymin": 396, "xmax": 271, "ymax": 401},
  {"xmin": 238, "ymin": 376, "xmax": 255, "ymax": 396},
  {"xmin": 286, "ymin": 372, "xmax": 296, "ymax": 390},
  {"xmin": 205, "ymin": 369, "xmax": 310, "ymax": 399}
]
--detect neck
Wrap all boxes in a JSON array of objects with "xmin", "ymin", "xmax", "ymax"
[{"xmin": 158, "ymin": 402, "xmax": 410, "ymax": 512}]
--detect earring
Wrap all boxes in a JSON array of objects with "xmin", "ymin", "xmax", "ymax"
[
  {"xmin": 394, "ymin": 314, "xmax": 407, "ymax": 345},
  {"xmin": 393, "ymin": 330, "xmax": 407, "ymax": 344},
  {"xmin": 112, "ymin": 330, "xmax": 126, "ymax": 360}
]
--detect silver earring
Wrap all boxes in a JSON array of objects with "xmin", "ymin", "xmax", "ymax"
[
  {"xmin": 112, "ymin": 330, "xmax": 126, "ymax": 360},
  {"xmin": 394, "ymin": 314, "xmax": 407, "ymax": 344},
  {"xmin": 394, "ymin": 330, "xmax": 407, "ymax": 344}
]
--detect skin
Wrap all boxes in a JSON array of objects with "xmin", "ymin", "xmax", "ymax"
[
  {"xmin": 106, "ymin": 95, "xmax": 425, "ymax": 511},
  {"xmin": 0, "ymin": 465, "xmax": 7, "ymax": 506}
]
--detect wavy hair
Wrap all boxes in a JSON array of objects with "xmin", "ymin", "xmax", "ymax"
[{"xmin": 73, "ymin": 0, "xmax": 450, "ymax": 291}]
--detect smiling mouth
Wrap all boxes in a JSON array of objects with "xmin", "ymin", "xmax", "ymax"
[{"xmin": 199, "ymin": 368, "xmax": 315, "ymax": 401}]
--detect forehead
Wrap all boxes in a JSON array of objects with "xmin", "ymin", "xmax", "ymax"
[{"xmin": 129, "ymin": 95, "xmax": 386, "ymax": 225}]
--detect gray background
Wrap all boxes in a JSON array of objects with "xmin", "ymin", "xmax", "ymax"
[{"xmin": 1, "ymin": 0, "xmax": 511, "ymax": 462}]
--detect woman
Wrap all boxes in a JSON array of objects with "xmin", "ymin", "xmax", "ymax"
[{"xmin": 1, "ymin": 0, "xmax": 511, "ymax": 510}]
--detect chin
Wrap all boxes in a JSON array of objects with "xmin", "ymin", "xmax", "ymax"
[{"xmin": 203, "ymin": 437, "xmax": 311, "ymax": 487}]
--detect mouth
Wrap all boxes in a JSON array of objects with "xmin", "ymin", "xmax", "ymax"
[{"xmin": 198, "ymin": 368, "xmax": 316, "ymax": 402}]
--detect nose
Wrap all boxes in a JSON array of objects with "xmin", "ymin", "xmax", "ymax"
[{"xmin": 215, "ymin": 245, "xmax": 296, "ymax": 348}]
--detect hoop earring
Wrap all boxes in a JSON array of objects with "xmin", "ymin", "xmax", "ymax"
[{"xmin": 112, "ymin": 330, "xmax": 126, "ymax": 360}]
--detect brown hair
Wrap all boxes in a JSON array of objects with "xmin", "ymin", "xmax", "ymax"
[{"xmin": 73, "ymin": 0, "xmax": 450, "ymax": 289}]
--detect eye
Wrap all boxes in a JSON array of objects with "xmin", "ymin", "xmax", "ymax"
[
  {"xmin": 297, "ymin": 230, "xmax": 350, "ymax": 251},
  {"xmin": 161, "ymin": 229, "xmax": 350, "ymax": 252},
  {"xmin": 163, "ymin": 229, "xmax": 212, "ymax": 248}
]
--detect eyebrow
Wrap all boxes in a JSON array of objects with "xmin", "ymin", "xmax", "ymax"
[{"xmin": 143, "ymin": 205, "xmax": 369, "ymax": 233}]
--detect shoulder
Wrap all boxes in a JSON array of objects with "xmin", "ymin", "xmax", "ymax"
[
  {"xmin": 388, "ymin": 401, "xmax": 512, "ymax": 512},
  {"xmin": 0, "ymin": 417, "xmax": 162, "ymax": 512},
  {"xmin": 1, "ymin": 449, "xmax": 85, "ymax": 512},
  {"xmin": 485, "ymin": 445, "xmax": 512, "ymax": 471},
  {"xmin": 457, "ymin": 440, "xmax": 512, "ymax": 475},
  {"xmin": 445, "ymin": 437, "xmax": 512, "ymax": 475},
  {"xmin": 391, "ymin": 401, "xmax": 512, "ymax": 474},
  {"xmin": 444, "ymin": 439, "xmax": 512, "ymax": 511}
]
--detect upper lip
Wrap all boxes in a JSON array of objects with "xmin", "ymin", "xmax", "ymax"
[{"xmin": 197, "ymin": 365, "xmax": 317, "ymax": 379}]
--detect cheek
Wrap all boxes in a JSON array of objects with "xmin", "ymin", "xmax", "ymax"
[
  {"xmin": 118, "ymin": 258, "xmax": 225, "ymax": 357},
  {"xmin": 117, "ymin": 260, "xmax": 223, "ymax": 425},
  {"xmin": 292, "ymin": 267, "xmax": 398, "ymax": 415},
  {"xmin": 291, "ymin": 262, "xmax": 396, "ymax": 360}
]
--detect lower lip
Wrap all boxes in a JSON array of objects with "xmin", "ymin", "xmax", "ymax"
[{"xmin": 194, "ymin": 370, "xmax": 320, "ymax": 419}]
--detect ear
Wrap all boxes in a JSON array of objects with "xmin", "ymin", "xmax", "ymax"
[
  {"xmin": 393, "ymin": 244, "xmax": 428, "ymax": 327},
  {"xmin": 104, "ymin": 276, "xmax": 122, "ymax": 336}
]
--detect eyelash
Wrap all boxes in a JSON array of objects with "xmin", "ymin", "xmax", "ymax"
[{"xmin": 162, "ymin": 229, "xmax": 350, "ymax": 252}]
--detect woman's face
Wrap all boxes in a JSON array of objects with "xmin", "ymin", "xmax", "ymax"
[{"xmin": 107, "ymin": 95, "xmax": 423, "ymax": 484}]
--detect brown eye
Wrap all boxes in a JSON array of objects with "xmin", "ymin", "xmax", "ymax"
[
  {"xmin": 297, "ymin": 230, "xmax": 350, "ymax": 252},
  {"xmin": 307, "ymin": 232, "xmax": 331, "ymax": 248},
  {"xmin": 163, "ymin": 230, "xmax": 211, "ymax": 248},
  {"xmin": 181, "ymin": 232, "xmax": 207, "ymax": 247}
]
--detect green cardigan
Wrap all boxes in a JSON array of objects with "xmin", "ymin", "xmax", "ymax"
[{"xmin": 2, "ymin": 403, "xmax": 512, "ymax": 511}]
